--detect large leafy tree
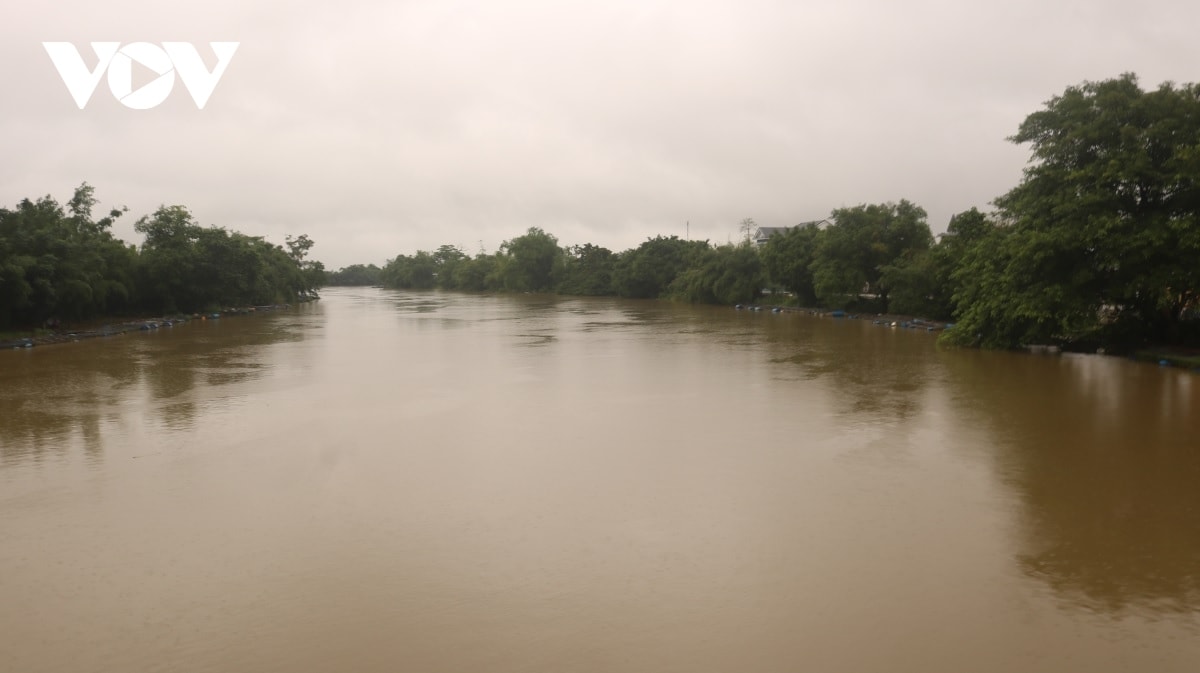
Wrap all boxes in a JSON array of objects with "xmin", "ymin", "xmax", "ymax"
[{"xmin": 954, "ymin": 74, "xmax": 1200, "ymax": 347}]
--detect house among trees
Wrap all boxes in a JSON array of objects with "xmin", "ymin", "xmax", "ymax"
[{"xmin": 753, "ymin": 219, "xmax": 832, "ymax": 246}]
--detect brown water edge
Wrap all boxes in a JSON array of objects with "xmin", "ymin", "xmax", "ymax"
[
  {"xmin": 1, "ymin": 288, "xmax": 1197, "ymax": 673},
  {"xmin": 0, "ymin": 303, "xmax": 301, "ymax": 351}
]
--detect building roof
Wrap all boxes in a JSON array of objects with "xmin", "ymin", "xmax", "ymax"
[{"xmin": 753, "ymin": 219, "xmax": 833, "ymax": 244}]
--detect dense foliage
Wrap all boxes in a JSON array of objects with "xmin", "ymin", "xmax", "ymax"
[
  {"xmin": 0, "ymin": 184, "xmax": 322, "ymax": 328},
  {"xmin": 944, "ymin": 74, "xmax": 1200, "ymax": 349},
  {"xmin": 326, "ymin": 263, "xmax": 383, "ymax": 286},
  {"xmin": 374, "ymin": 76, "xmax": 1199, "ymax": 351},
  {"xmin": 11, "ymin": 74, "xmax": 1198, "ymax": 353}
]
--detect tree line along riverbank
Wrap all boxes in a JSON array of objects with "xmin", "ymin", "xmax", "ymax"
[
  {"xmin": 5, "ymin": 74, "xmax": 1198, "ymax": 359},
  {"xmin": 0, "ymin": 183, "xmax": 324, "ymax": 335},
  {"xmin": 329, "ymin": 73, "xmax": 1199, "ymax": 357}
]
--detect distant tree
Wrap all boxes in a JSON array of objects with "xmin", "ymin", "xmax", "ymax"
[
  {"xmin": 381, "ymin": 251, "xmax": 437, "ymax": 289},
  {"xmin": 880, "ymin": 207, "xmax": 990, "ymax": 320},
  {"xmin": 498, "ymin": 228, "xmax": 560, "ymax": 292},
  {"xmin": 611, "ymin": 235, "xmax": 710, "ymax": 299},
  {"xmin": 557, "ymin": 243, "xmax": 616, "ymax": 296},
  {"xmin": 669, "ymin": 242, "xmax": 763, "ymax": 305},
  {"xmin": 739, "ymin": 217, "xmax": 757, "ymax": 244},
  {"xmin": 811, "ymin": 200, "xmax": 932, "ymax": 312},
  {"xmin": 761, "ymin": 222, "xmax": 823, "ymax": 305},
  {"xmin": 432, "ymin": 244, "xmax": 468, "ymax": 289},
  {"xmin": 285, "ymin": 234, "xmax": 325, "ymax": 294},
  {"xmin": 452, "ymin": 252, "xmax": 501, "ymax": 292},
  {"xmin": 327, "ymin": 263, "xmax": 383, "ymax": 286}
]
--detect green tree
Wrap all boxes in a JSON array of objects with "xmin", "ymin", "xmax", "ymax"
[
  {"xmin": 878, "ymin": 208, "xmax": 990, "ymax": 320},
  {"xmin": 946, "ymin": 74, "xmax": 1200, "ymax": 348},
  {"xmin": 611, "ymin": 235, "xmax": 710, "ymax": 299},
  {"xmin": 285, "ymin": 234, "xmax": 325, "ymax": 294},
  {"xmin": 0, "ymin": 184, "xmax": 136, "ymax": 325},
  {"xmin": 498, "ymin": 228, "xmax": 561, "ymax": 292},
  {"xmin": 669, "ymin": 242, "xmax": 764, "ymax": 305},
  {"xmin": 761, "ymin": 223, "xmax": 823, "ymax": 305},
  {"xmin": 557, "ymin": 243, "xmax": 616, "ymax": 296},
  {"xmin": 381, "ymin": 251, "xmax": 438, "ymax": 289},
  {"xmin": 327, "ymin": 264, "xmax": 383, "ymax": 286},
  {"xmin": 432, "ymin": 244, "xmax": 468, "ymax": 289},
  {"xmin": 811, "ymin": 200, "xmax": 932, "ymax": 312},
  {"xmin": 451, "ymin": 252, "xmax": 501, "ymax": 292},
  {"xmin": 136, "ymin": 205, "xmax": 311, "ymax": 312}
]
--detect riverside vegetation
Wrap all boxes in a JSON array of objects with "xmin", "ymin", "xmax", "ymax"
[
  {"xmin": 0, "ymin": 184, "xmax": 324, "ymax": 335},
  {"xmin": 5, "ymin": 74, "xmax": 1197, "ymax": 354},
  {"xmin": 332, "ymin": 74, "xmax": 1199, "ymax": 355}
]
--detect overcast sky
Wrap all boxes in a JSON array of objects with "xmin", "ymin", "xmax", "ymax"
[{"xmin": 4, "ymin": 0, "xmax": 1199, "ymax": 269}]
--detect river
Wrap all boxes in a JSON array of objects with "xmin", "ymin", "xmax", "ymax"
[{"xmin": 1, "ymin": 287, "xmax": 1197, "ymax": 672}]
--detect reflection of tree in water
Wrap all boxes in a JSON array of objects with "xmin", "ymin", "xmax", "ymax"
[
  {"xmin": 944, "ymin": 352, "xmax": 1200, "ymax": 615},
  {"xmin": 139, "ymin": 320, "xmax": 310, "ymax": 430},
  {"xmin": 0, "ymin": 348, "xmax": 137, "ymax": 463},
  {"xmin": 758, "ymin": 317, "xmax": 938, "ymax": 423},
  {"xmin": 0, "ymin": 317, "xmax": 311, "ymax": 464}
]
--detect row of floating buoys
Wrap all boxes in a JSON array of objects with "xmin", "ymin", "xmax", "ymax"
[
  {"xmin": 869, "ymin": 318, "xmax": 951, "ymax": 333},
  {"xmin": 731, "ymin": 305, "xmax": 950, "ymax": 334}
]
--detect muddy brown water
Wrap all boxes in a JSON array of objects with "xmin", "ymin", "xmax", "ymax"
[{"xmin": 2, "ymin": 287, "xmax": 1197, "ymax": 672}]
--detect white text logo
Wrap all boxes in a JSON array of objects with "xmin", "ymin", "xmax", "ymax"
[{"xmin": 43, "ymin": 42, "xmax": 239, "ymax": 109}]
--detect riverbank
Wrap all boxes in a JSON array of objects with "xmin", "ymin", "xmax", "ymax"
[
  {"xmin": 738, "ymin": 301, "xmax": 1200, "ymax": 372},
  {"xmin": 736, "ymin": 302, "xmax": 955, "ymax": 333},
  {"xmin": 1133, "ymin": 348, "xmax": 1200, "ymax": 370},
  {"xmin": 0, "ymin": 304, "xmax": 298, "ymax": 351}
]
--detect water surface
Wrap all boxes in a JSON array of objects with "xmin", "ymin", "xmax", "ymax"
[{"xmin": 2, "ymin": 288, "xmax": 1197, "ymax": 672}]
